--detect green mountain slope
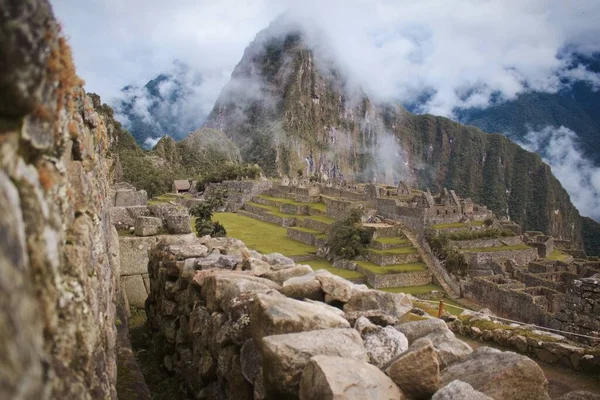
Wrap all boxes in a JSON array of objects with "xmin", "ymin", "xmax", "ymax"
[{"xmin": 204, "ymin": 22, "xmax": 599, "ymax": 254}]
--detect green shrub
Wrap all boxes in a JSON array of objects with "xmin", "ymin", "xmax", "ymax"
[
  {"xmin": 327, "ymin": 209, "xmax": 374, "ymax": 260},
  {"xmin": 190, "ymin": 191, "xmax": 229, "ymax": 238}
]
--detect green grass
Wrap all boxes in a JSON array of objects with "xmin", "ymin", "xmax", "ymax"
[
  {"xmin": 461, "ymin": 244, "xmax": 531, "ymax": 253},
  {"xmin": 305, "ymin": 259, "xmax": 365, "ymax": 280},
  {"xmin": 380, "ymin": 284, "xmax": 442, "ymax": 295},
  {"xmin": 305, "ymin": 214, "xmax": 334, "ymax": 224},
  {"xmin": 547, "ymin": 249, "xmax": 570, "ymax": 261},
  {"xmin": 289, "ymin": 226, "xmax": 321, "ymax": 234},
  {"xmin": 368, "ymin": 247, "xmax": 416, "ymax": 255},
  {"xmin": 214, "ymin": 212, "xmax": 316, "ymax": 256},
  {"xmin": 257, "ymin": 195, "xmax": 327, "ymax": 214},
  {"xmin": 373, "ymin": 236, "xmax": 409, "ymax": 245},
  {"xmin": 356, "ymin": 260, "xmax": 427, "ymax": 274},
  {"xmin": 431, "ymin": 221, "xmax": 485, "ymax": 230},
  {"xmin": 247, "ymin": 201, "xmax": 280, "ymax": 213}
]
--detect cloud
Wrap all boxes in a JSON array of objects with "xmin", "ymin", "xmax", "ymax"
[
  {"xmin": 519, "ymin": 126, "xmax": 600, "ymax": 220},
  {"xmin": 52, "ymin": 0, "xmax": 600, "ymax": 118}
]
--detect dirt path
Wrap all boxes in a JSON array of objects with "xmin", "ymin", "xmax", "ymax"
[{"xmin": 460, "ymin": 335, "xmax": 600, "ymax": 399}]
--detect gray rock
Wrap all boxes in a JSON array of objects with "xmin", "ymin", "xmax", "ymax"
[
  {"xmin": 203, "ymin": 274, "xmax": 281, "ymax": 313},
  {"xmin": 432, "ymin": 380, "xmax": 493, "ymax": 400},
  {"xmin": 264, "ymin": 253, "xmax": 295, "ymax": 268},
  {"xmin": 411, "ymin": 328, "xmax": 472, "ymax": 369},
  {"xmin": 134, "ymin": 216, "xmax": 162, "ymax": 236},
  {"xmin": 559, "ymin": 391, "xmax": 600, "ymax": 400},
  {"xmin": 299, "ymin": 355, "xmax": 406, "ymax": 400},
  {"xmin": 121, "ymin": 275, "xmax": 148, "ymax": 308},
  {"xmin": 395, "ymin": 318, "xmax": 449, "ymax": 344},
  {"xmin": 242, "ymin": 257, "xmax": 272, "ymax": 276},
  {"xmin": 386, "ymin": 339, "xmax": 440, "ymax": 399},
  {"xmin": 316, "ymin": 272, "xmax": 355, "ymax": 302},
  {"xmin": 440, "ymin": 347, "xmax": 550, "ymax": 400},
  {"xmin": 165, "ymin": 213, "xmax": 192, "ymax": 234},
  {"xmin": 250, "ymin": 293, "xmax": 350, "ymax": 341},
  {"xmin": 280, "ymin": 272, "xmax": 324, "ymax": 300},
  {"xmin": 115, "ymin": 189, "xmax": 147, "ymax": 207},
  {"xmin": 344, "ymin": 290, "xmax": 412, "ymax": 320},
  {"xmin": 240, "ymin": 339, "xmax": 262, "ymax": 384},
  {"xmin": 260, "ymin": 328, "xmax": 368, "ymax": 399},
  {"xmin": 110, "ymin": 206, "xmax": 135, "ymax": 228},
  {"xmin": 148, "ymin": 204, "xmax": 180, "ymax": 219},
  {"xmin": 263, "ymin": 264, "xmax": 313, "ymax": 284},
  {"xmin": 355, "ymin": 316, "xmax": 408, "ymax": 369},
  {"xmin": 302, "ymin": 299, "xmax": 345, "ymax": 318}
]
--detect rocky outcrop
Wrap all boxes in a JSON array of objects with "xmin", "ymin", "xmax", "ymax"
[
  {"xmin": 145, "ymin": 235, "xmax": 551, "ymax": 399},
  {"xmin": 0, "ymin": 0, "xmax": 120, "ymax": 398}
]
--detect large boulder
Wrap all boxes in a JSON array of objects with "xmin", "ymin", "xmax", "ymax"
[
  {"xmin": 385, "ymin": 339, "xmax": 440, "ymax": 399},
  {"xmin": 344, "ymin": 290, "xmax": 412, "ymax": 320},
  {"xmin": 264, "ymin": 253, "xmax": 295, "ymax": 268},
  {"xmin": 241, "ymin": 257, "xmax": 272, "ymax": 276},
  {"xmin": 432, "ymin": 380, "xmax": 493, "ymax": 400},
  {"xmin": 250, "ymin": 293, "xmax": 350, "ymax": 341},
  {"xmin": 299, "ymin": 355, "xmax": 406, "ymax": 400},
  {"xmin": 280, "ymin": 273, "xmax": 324, "ymax": 300},
  {"xmin": 263, "ymin": 264, "xmax": 313, "ymax": 284},
  {"xmin": 411, "ymin": 328, "xmax": 472, "ymax": 369},
  {"xmin": 203, "ymin": 275, "xmax": 281, "ymax": 313},
  {"xmin": 316, "ymin": 273, "xmax": 355, "ymax": 302},
  {"xmin": 260, "ymin": 328, "xmax": 368, "ymax": 399},
  {"xmin": 355, "ymin": 316, "xmax": 408, "ymax": 369},
  {"xmin": 395, "ymin": 318, "xmax": 449, "ymax": 344},
  {"xmin": 440, "ymin": 347, "xmax": 550, "ymax": 400}
]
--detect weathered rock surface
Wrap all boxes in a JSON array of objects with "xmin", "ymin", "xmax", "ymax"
[
  {"xmin": 411, "ymin": 328, "xmax": 472, "ymax": 369},
  {"xmin": 395, "ymin": 318, "xmax": 449, "ymax": 343},
  {"xmin": 251, "ymin": 293, "xmax": 350, "ymax": 341},
  {"xmin": 344, "ymin": 290, "xmax": 412, "ymax": 319},
  {"xmin": 440, "ymin": 347, "xmax": 550, "ymax": 400},
  {"xmin": 242, "ymin": 257, "xmax": 272, "ymax": 276},
  {"xmin": 260, "ymin": 328, "xmax": 368, "ymax": 398},
  {"xmin": 355, "ymin": 316, "xmax": 408, "ymax": 369},
  {"xmin": 432, "ymin": 380, "xmax": 493, "ymax": 400},
  {"xmin": 135, "ymin": 216, "xmax": 162, "ymax": 236},
  {"xmin": 317, "ymin": 272, "xmax": 355, "ymax": 302},
  {"xmin": 280, "ymin": 272, "xmax": 324, "ymax": 300},
  {"xmin": 299, "ymin": 355, "xmax": 406, "ymax": 400},
  {"xmin": 165, "ymin": 213, "xmax": 192, "ymax": 234},
  {"xmin": 204, "ymin": 275, "xmax": 281, "ymax": 312},
  {"xmin": 263, "ymin": 264, "xmax": 313, "ymax": 284},
  {"xmin": 386, "ymin": 339, "xmax": 440, "ymax": 399}
]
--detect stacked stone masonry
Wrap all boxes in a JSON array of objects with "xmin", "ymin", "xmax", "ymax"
[{"xmin": 146, "ymin": 235, "xmax": 554, "ymax": 400}]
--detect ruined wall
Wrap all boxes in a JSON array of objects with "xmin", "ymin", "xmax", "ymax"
[
  {"xmin": 0, "ymin": 1, "xmax": 118, "ymax": 397},
  {"xmin": 204, "ymin": 180, "xmax": 272, "ymax": 211}
]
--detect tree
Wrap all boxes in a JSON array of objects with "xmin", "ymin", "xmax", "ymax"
[{"xmin": 327, "ymin": 209, "xmax": 374, "ymax": 260}]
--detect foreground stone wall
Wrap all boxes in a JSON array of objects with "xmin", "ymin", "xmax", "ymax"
[
  {"xmin": 1, "ymin": 2, "xmax": 118, "ymax": 397},
  {"xmin": 146, "ymin": 236, "xmax": 553, "ymax": 400}
]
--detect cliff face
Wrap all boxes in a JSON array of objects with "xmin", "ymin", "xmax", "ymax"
[
  {"xmin": 0, "ymin": 0, "xmax": 119, "ymax": 398},
  {"xmin": 205, "ymin": 21, "xmax": 592, "ymax": 251}
]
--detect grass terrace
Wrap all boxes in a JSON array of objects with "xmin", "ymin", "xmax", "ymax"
[
  {"xmin": 546, "ymin": 249, "xmax": 571, "ymax": 261},
  {"xmin": 373, "ymin": 237, "xmax": 409, "ymax": 245},
  {"xmin": 356, "ymin": 260, "xmax": 427, "ymax": 274},
  {"xmin": 214, "ymin": 212, "xmax": 316, "ymax": 256},
  {"xmin": 368, "ymin": 247, "xmax": 417, "ymax": 255},
  {"xmin": 461, "ymin": 244, "xmax": 531, "ymax": 253},
  {"xmin": 305, "ymin": 259, "xmax": 365, "ymax": 280},
  {"xmin": 257, "ymin": 194, "xmax": 326, "ymax": 213},
  {"xmin": 431, "ymin": 221, "xmax": 484, "ymax": 230}
]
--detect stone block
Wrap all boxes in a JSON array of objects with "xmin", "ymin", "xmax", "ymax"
[
  {"xmin": 110, "ymin": 206, "xmax": 134, "ymax": 229},
  {"xmin": 122, "ymin": 275, "xmax": 148, "ymax": 308},
  {"xmin": 126, "ymin": 205, "xmax": 150, "ymax": 220},
  {"xmin": 134, "ymin": 216, "xmax": 162, "ymax": 237},
  {"xmin": 148, "ymin": 204, "xmax": 180, "ymax": 219},
  {"xmin": 119, "ymin": 236, "xmax": 158, "ymax": 275},
  {"xmin": 165, "ymin": 214, "xmax": 192, "ymax": 234},
  {"xmin": 115, "ymin": 189, "xmax": 147, "ymax": 207}
]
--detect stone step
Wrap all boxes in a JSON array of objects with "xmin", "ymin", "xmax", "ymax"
[
  {"xmin": 237, "ymin": 210, "xmax": 297, "ymax": 227},
  {"xmin": 364, "ymin": 248, "xmax": 421, "ymax": 266},
  {"xmin": 366, "ymin": 224, "xmax": 403, "ymax": 238},
  {"xmin": 286, "ymin": 227, "xmax": 326, "ymax": 246},
  {"xmin": 353, "ymin": 260, "xmax": 432, "ymax": 289},
  {"xmin": 300, "ymin": 217, "xmax": 332, "ymax": 233}
]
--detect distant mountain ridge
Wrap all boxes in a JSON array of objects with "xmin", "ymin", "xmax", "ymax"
[{"xmin": 202, "ymin": 18, "xmax": 600, "ymax": 255}]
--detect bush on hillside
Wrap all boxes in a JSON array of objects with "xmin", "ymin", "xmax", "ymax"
[
  {"xmin": 327, "ymin": 209, "xmax": 375, "ymax": 260},
  {"xmin": 425, "ymin": 229, "xmax": 469, "ymax": 277},
  {"xmin": 190, "ymin": 189, "xmax": 228, "ymax": 238}
]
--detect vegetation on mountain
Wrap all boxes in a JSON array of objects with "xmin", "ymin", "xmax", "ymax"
[
  {"xmin": 196, "ymin": 163, "xmax": 262, "ymax": 192},
  {"xmin": 203, "ymin": 26, "xmax": 600, "ymax": 255}
]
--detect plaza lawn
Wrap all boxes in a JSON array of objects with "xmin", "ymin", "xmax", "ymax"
[
  {"xmin": 547, "ymin": 249, "xmax": 570, "ymax": 261},
  {"xmin": 304, "ymin": 259, "xmax": 365, "ymax": 280},
  {"xmin": 214, "ymin": 212, "xmax": 316, "ymax": 256},
  {"xmin": 373, "ymin": 237, "xmax": 409, "ymax": 245}
]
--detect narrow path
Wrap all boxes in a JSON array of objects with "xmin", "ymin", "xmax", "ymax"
[{"xmin": 460, "ymin": 335, "xmax": 600, "ymax": 399}]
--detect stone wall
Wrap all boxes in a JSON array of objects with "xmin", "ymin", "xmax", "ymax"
[
  {"xmin": 464, "ymin": 247, "xmax": 538, "ymax": 271},
  {"xmin": 324, "ymin": 197, "xmax": 363, "ymax": 219},
  {"xmin": 450, "ymin": 236, "xmax": 522, "ymax": 250},
  {"xmin": 359, "ymin": 268, "xmax": 432, "ymax": 289},
  {"xmin": 0, "ymin": 2, "xmax": 118, "ymax": 397},
  {"xmin": 204, "ymin": 180, "xmax": 272, "ymax": 211}
]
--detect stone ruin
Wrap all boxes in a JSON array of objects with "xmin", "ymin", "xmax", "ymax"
[
  {"xmin": 145, "ymin": 235, "xmax": 554, "ymax": 399},
  {"xmin": 108, "ymin": 183, "xmax": 193, "ymax": 308}
]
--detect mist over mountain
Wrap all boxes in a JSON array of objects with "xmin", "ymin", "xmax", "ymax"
[{"xmin": 114, "ymin": 61, "xmax": 211, "ymax": 148}]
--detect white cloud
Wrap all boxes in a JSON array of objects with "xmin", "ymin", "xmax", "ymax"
[
  {"xmin": 519, "ymin": 126, "xmax": 600, "ymax": 220},
  {"xmin": 52, "ymin": 0, "xmax": 600, "ymax": 118}
]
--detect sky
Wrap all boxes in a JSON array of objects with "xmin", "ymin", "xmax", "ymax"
[{"xmin": 52, "ymin": 0, "xmax": 600, "ymax": 218}]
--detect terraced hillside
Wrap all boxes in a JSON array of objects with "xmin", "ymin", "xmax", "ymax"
[{"xmin": 217, "ymin": 185, "xmax": 444, "ymax": 296}]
